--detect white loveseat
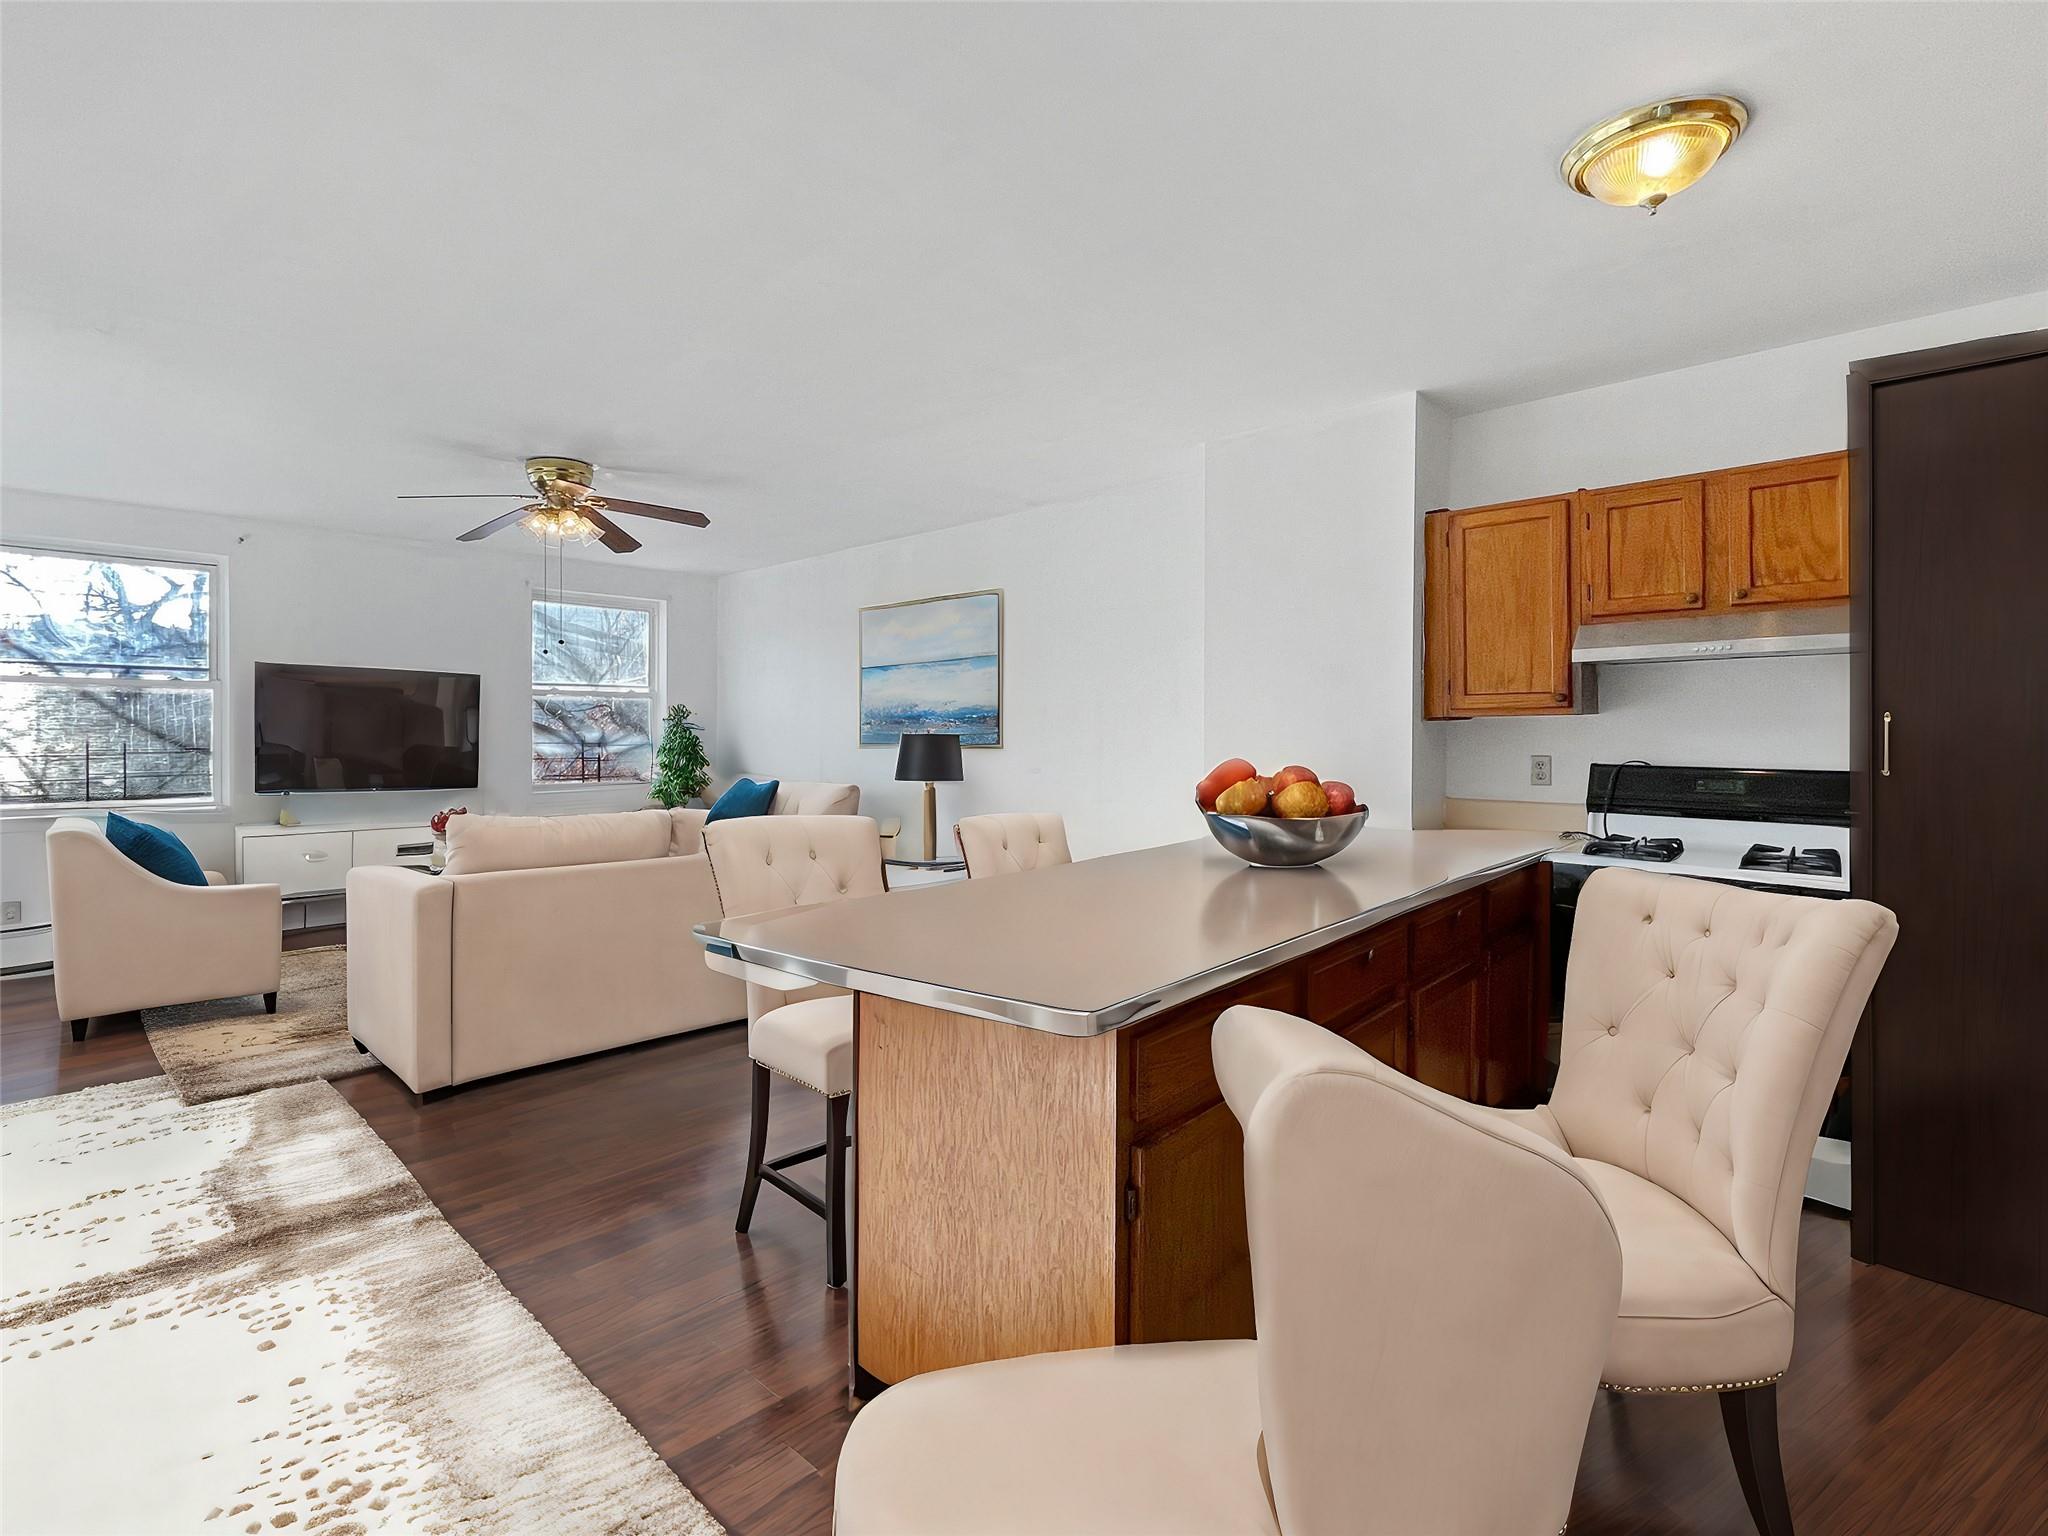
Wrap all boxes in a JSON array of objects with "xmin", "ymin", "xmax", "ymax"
[{"xmin": 345, "ymin": 785, "xmax": 858, "ymax": 1097}]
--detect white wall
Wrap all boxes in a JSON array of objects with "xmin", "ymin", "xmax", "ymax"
[
  {"xmin": 0, "ymin": 490, "xmax": 717, "ymax": 957},
  {"xmin": 715, "ymin": 470, "xmax": 1205, "ymax": 861},
  {"xmin": 1443, "ymin": 291, "xmax": 2048, "ymax": 805},
  {"xmin": 1204, "ymin": 395, "xmax": 1438, "ymax": 827}
]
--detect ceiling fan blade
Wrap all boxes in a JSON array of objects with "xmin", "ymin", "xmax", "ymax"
[
  {"xmin": 595, "ymin": 496, "xmax": 711, "ymax": 528},
  {"xmin": 399, "ymin": 493, "xmax": 533, "ymax": 499},
  {"xmin": 579, "ymin": 507, "xmax": 642, "ymax": 554},
  {"xmin": 455, "ymin": 507, "xmax": 536, "ymax": 542}
]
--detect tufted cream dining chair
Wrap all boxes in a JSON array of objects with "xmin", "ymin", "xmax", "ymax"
[
  {"xmin": 702, "ymin": 814, "xmax": 887, "ymax": 1288},
  {"xmin": 1480, "ymin": 867, "xmax": 1897, "ymax": 1536},
  {"xmin": 953, "ymin": 812, "xmax": 1072, "ymax": 878},
  {"xmin": 836, "ymin": 1005, "xmax": 1621, "ymax": 1535}
]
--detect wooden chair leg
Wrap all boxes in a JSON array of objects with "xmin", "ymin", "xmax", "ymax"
[
  {"xmin": 1719, "ymin": 1383, "xmax": 1794, "ymax": 1536},
  {"xmin": 736, "ymin": 1062, "xmax": 771, "ymax": 1234},
  {"xmin": 67, "ymin": 1019, "xmax": 87, "ymax": 1043},
  {"xmin": 824, "ymin": 1093, "xmax": 850, "ymax": 1289},
  {"xmin": 263, "ymin": 992, "xmax": 278, "ymax": 1015}
]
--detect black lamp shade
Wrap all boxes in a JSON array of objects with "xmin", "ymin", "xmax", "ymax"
[{"xmin": 895, "ymin": 731, "xmax": 964, "ymax": 783}]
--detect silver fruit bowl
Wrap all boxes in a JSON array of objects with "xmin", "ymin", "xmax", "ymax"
[{"xmin": 1200, "ymin": 804, "xmax": 1369, "ymax": 867}]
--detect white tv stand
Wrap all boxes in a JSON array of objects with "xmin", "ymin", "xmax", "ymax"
[{"xmin": 235, "ymin": 817, "xmax": 438, "ymax": 904}]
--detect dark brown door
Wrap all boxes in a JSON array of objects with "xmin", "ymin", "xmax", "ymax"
[{"xmin": 1861, "ymin": 342, "xmax": 2048, "ymax": 1313}]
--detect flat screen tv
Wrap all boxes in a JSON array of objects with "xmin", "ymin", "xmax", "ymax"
[{"xmin": 253, "ymin": 662, "xmax": 481, "ymax": 793}]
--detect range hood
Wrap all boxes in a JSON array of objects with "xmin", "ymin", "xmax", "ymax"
[{"xmin": 1571, "ymin": 605, "xmax": 1851, "ymax": 665}]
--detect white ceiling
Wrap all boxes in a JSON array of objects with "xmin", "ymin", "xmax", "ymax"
[{"xmin": 4, "ymin": 3, "xmax": 2044, "ymax": 573}]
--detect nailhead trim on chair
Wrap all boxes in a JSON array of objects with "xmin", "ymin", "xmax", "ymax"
[
  {"xmin": 1600, "ymin": 1371, "xmax": 1784, "ymax": 1395},
  {"xmin": 754, "ymin": 1057, "xmax": 850, "ymax": 1099}
]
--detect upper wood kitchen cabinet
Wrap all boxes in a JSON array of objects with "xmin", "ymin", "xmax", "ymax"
[
  {"xmin": 1575, "ymin": 475, "xmax": 1707, "ymax": 619},
  {"xmin": 1709, "ymin": 450, "xmax": 1850, "ymax": 608},
  {"xmin": 1427, "ymin": 496, "xmax": 1579, "ymax": 717}
]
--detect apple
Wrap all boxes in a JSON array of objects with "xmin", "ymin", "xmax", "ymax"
[
  {"xmin": 1323, "ymin": 781, "xmax": 1357, "ymax": 816},
  {"xmin": 1214, "ymin": 777, "xmax": 1269, "ymax": 816},
  {"xmin": 1196, "ymin": 757, "xmax": 1257, "ymax": 810},
  {"xmin": 1273, "ymin": 780, "xmax": 1330, "ymax": 819},
  {"xmin": 1270, "ymin": 764, "xmax": 1319, "ymax": 794}
]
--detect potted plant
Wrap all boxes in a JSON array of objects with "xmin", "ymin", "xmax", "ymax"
[{"xmin": 650, "ymin": 703, "xmax": 711, "ymax": 809}]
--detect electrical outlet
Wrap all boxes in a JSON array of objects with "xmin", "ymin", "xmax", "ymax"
[
  {"xmin": 1, "ymin": 900, "xmax": 21, "ymax": 925},
  {"xmin": 1530, "ymin": 754, "xmax": 1553, "ymax": 788}
]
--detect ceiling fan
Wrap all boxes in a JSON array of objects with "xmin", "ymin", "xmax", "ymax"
[{"xmin": 399, "ymin": 456, "xmax": 710, "ymax": 554}]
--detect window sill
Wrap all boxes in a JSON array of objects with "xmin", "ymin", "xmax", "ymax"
[
  {"xmin": 530, "ymin": 783, "xmax": 654, "ymax": 796},
  {"xmin": 1, "ymin": 801, "xmax": 224, "ymax": 823}
]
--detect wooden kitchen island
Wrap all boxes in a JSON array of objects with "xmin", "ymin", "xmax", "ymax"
[{"xmin": 696, "ymin": 828, "xmax": 1559, "ymax": 1397}]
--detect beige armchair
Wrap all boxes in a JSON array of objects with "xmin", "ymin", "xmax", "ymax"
[
  {"xmin": 1480, "ymin": 868, "xmax": 1897, "ymax": 1536},
  {"xmin": 46, "ymin": 816, "xmax": 281, "ymax": 1041},
  {"xmin": 953, "ymin": 812, "xmax": 1072, "ymax": 878},
  {"xmin": 835, "ymin": 1005, "xmax": 1622, "ymax": 1535},
  {"xmin": 702, "ymin": 814, "xmax": 886, "ymax": 1288}
]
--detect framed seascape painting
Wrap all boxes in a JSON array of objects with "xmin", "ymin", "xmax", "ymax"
[{"xmin": 859, "ymin": 590, "xmax": 1002, "ymax": 747}]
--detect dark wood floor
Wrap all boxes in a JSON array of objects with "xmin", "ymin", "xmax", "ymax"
[{"xmin": 6, "ymin": 949, "xmax": 2045, "ymax": 1535}]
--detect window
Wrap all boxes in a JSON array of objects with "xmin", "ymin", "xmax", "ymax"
[
  {"xmin": 531, "ymin": 595, "xmax": 661, "ymax": 785},
  {"xmin": 0, "ymin": 545, "xmax": 221, "ymax": 809}
]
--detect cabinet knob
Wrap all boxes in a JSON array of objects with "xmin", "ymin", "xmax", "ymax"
[
  {"xmin": 1686, "ymin": 592, "xmax": 1700, "ymax": 604},
  {"xmin": 1734, "ymin": 587, "xmax": 1749, "ymax": 599},
  {"xmin": 1553, "ymin": 692, "xmax": 1568, "ymax": 703},
  {"xmin": 303, "ymin": 850, "xmax": 328, "ymax": 862}
]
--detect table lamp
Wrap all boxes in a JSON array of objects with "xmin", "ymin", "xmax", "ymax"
[{"xmin": 894, "ymin": 731, "xmax": 963, "ymax": 861}]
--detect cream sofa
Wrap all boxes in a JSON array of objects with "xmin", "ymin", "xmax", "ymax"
[
  {"xmin": 345, "ymin": 786, "xmax": 858, "ymax": 1097},
  {"xmin": 46, "ymin": 816, "xmax": 283, "ymax": 1041}
]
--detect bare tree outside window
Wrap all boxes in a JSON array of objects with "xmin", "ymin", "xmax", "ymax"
[
  {"xmin": 531, "ymin": 598, "xmax": 658, "ymax": 784},
  {"xmin": 0, "ymin": 548, "xmax": 218, "ymax": 806}
]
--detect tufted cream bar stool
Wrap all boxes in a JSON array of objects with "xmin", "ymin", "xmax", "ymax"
[
  {"xmin": 836, "ymin": 1005, "xmax": 1621, "ymax": 1535},
  {"xmin": 1482, "ymin": 868, "xmax": 1897, "ymax": 1536},
  {"xmin": 702, "ymin": 815, "xmax": 887, "ymax": 1288},
  {"xmin": 953, "ymin": 812, "xmax": 1072, "ymax": 878}
]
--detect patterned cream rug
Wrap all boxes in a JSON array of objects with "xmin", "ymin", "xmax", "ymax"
[
  {"xmin": 0, "ymin": 1077, "xmax": 723, "ymax": 1536},
  {"xmin": 144, "ymin": 947, "xmax": 374, "ymax": 1105}
]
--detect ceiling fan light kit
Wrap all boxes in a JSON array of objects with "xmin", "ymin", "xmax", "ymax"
[
  {"xmin": 1561, "ymin": 94, "xmax": 1748, "ymax": 213},
  {"xmin": 401, "ymin": 455, "xmax": 712, "ymax": 555}
]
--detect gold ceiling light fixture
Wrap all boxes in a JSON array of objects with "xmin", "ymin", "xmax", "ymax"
[
  {"xmin": 398, "ymin": 454, "xmax": 714, "ymax": 554},
  {"xmin": 1561, "ymin": 95, "xmax": 1749, "ymax": 214}
]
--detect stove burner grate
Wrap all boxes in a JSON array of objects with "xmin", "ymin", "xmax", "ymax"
[
  {"xmin": 1581, "ymin": 836, "xmax": 1685, "ymax": 863},
  {"xmin": 1740, "ymin": 844, "xmax": 1843, "ymax": 877}
]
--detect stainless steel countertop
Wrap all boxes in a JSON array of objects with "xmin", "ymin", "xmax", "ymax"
[{"xmin": 693, "ymin": 829, "xmax": 1562, "ymax": 1036}]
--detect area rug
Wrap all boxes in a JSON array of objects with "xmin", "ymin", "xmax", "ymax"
[
  {"xmin": 0, "ymin": 1076, "xmax": 724, "ymax": 1536},
  {"xmin": 143, "ymin": 946, "xmax": 374, "ymax": 1105}
]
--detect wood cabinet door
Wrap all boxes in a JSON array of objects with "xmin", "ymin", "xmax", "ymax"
[
  {"xmin": 1423, "ymin": 512, "xmax": 1456, "ymax": 719},
  {"xmin": 1339, "ymin": 996, "xmax": 1408, "ymax": 1073},
  {"xmin": 1410, "ymin": 963, "xmax": 1483, "ymax": 1100},
  {"xmin": 1578, "ymin": 478, "xmax": 1706, "ymax": 618},
  {"xmin": 1713, "ymin": 452, "xmax": 1849, "ymax": 607},
  {"xmin": 1127, "ymin": 1101, "xmax": 1255, "ymax": 1344},
  {"xmin": 1446, "ymin": 497, "xmax": 1574, "ymax": 715},
  {"xmin": 1481, "ymin": 926, "xmax": 1537, "ymax": 1108}
]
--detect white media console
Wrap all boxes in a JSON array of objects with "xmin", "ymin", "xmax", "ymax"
[{"xmin": 235, "ymin": 819, "xmax": 437, "ymax": 926}]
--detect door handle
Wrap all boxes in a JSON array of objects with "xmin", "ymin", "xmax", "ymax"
[
  {"xmin": 1880, "ymin": 711, "xmax": 1893, "ymax": 777},
  {"xmin": 303, "ymin": 850, "xmax": 330, "ymax": 862}
]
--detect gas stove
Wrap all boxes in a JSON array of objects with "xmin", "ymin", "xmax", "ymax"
[{"xmin": 1554, "ymin": 762, "xmax": 1851, "ymax": 894}]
